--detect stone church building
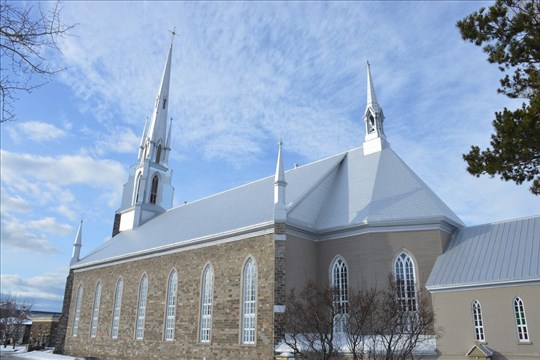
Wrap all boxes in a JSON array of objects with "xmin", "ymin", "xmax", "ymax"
[{"xmin": 56, "ymin": 44, "xmax": 539, "ymax": 359}]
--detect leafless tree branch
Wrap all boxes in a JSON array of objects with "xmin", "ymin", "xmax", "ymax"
[{"xmin": 0, "ymin": 0, "xmax": 75, "ymax": 122}]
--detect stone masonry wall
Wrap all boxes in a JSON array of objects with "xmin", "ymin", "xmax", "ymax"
[
  {"xmin": 63, "ymin": 233, "xmax": 275, "ymax": 360},
  {"xmin": 54, "ymin": 270, "xmax": 73, "ymax": 354},
  {"xmin": 273, "ymin": 223, "xmax": 286, "ymax": 346}
]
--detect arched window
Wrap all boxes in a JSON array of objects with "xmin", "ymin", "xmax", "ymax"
[
  {"xmin": 90, "ymin": 281, "xmax": 102, "ymax": 337},
  {"xmin": 199, "ymin": 264, "xmax": 214, "ymax": 343},
  {"xmin": 514, "ymin": 297, "xmax": 529, "ymax": 342},
  {"xmin": 135, "ymin": 274, "xmax": 148, "ymax": 340},
  {"xmin": 241, "ymin": 257, "xmax": 257, "ymax": 344},
  {"xmin": 111, "ymin": 277, "xmax": 123, "ymax": 339},
  {"xmin": 472, "ymin": 299, "xmax": 485, "ymax": 342},
  {"xmin": 71, "ymin": 285, "xmax": 83, "ymax": 337},
  {"xmin": 150, "ymin": 175, "xmax": 159, "ymax": 204},
  {"xmin": 164, "ymin": 270, "xmax": 177, "ymax": 341},
  {"xmin": 134, "ymin": 173, "xmax": 142, "ymax": 204},
  {"xmin": 394, "ymin": 252, "xmax": 417, "ymax": 311},
  {"xmin": 331, "ymin": 257, "xmax": 348, "ymax": 333},
  {"xmin": 156, "ymin": 144, "xmax": 162, "ymax": 164}
]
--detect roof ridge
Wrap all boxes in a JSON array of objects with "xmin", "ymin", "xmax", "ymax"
[
  {"xmin": 287, "ymin": 153, "xmax": 347, "ymax": 215},
  {"xmin": 461, "ymin": 214, "xmax": 540, "ymax": 229}
]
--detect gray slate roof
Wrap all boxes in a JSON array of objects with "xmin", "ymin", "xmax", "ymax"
[
  {"xmin": 426, "ymin": 216, "xmax": 540, "ymax": 291},
  {"xmin": 75, "ymin": 146, "xmax": 463, "ymax": 268}
]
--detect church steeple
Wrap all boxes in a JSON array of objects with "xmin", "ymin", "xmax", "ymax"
[
  {"xmin": 70, "ymin": 220, "xmax": 83, "ymax": 265},
  {"xmin": 113, "ymin": 42, "xmax": 176, "ymax": 236},
  {"xmin": 363, "ymin": 62, "xmax": 388, "ymax": 156}
]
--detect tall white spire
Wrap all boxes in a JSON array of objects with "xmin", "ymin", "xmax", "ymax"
[
  {"xmin": 146, "ymin": 44, "xmax": 172, "ymax": 149},
  {"xmin": 70, "ymin": 220, "xmax": 83, "ymax": 265},
  {"xmin": 274, "ymin": 140, "xmax": 287, "ymax": 223},
  {"xmin": 363, "ymin": 62, "xmax": 387, "ymax": 156},
  {"xmin": 113, "ymin": 41, "xmax": 176, "ymax": 236}
]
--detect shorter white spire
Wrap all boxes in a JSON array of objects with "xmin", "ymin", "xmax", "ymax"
[
  {"xmin": 138, "ymin": 116, "xmax": 150, "ymax": 161},
  {"xmin": 363, "ymin": 61, "xmax": 387, "ymax": 155},
  {"xmin": 70, "ymin": 220, "xmax": 83, "ymax": 265},
  {"xmin": 366, "ymin": 61, "xmax": 380, "ymax": 112},
  {"xmin": 274, "ymin": 140, "xmax": 287, "ymax": 223}
]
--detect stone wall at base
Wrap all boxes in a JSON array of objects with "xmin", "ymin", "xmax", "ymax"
[
  {"xmin": 63, "ymin": 233, "xmax": 276, "ymax": 360},
  {"xmin": 54, "ymin": 270, "xmax": 73, "ymax": 354}
]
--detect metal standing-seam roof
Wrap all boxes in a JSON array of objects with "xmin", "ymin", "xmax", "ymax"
[
  {"xmin": 426, "ymin": 216, "xmax": 540, "ymax": 291},
  {"xmin": 74, "ymin": 145, "xmax": 463, "ymax": 269}
]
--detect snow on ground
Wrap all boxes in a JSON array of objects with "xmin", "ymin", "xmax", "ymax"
[{"xmin": 0, "ymin": 347, "xmax": 76, "ymax": 359}]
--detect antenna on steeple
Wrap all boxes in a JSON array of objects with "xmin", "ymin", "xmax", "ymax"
[{"xmin": 168, "ymin": 27, "xmax": 178, "ymax": 46}]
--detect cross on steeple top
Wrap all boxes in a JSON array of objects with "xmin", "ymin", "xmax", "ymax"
[{"xmin": 168, "ymin": 27, "xmax": 178, "ymax": 45}]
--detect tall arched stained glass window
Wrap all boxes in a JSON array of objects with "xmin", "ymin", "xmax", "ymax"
[
  {"xmin": 241, "ymin": 257, "xmax": 257, "ymax": 344},
  {"xmin": 111, "ymin": 277, "xmax": 123, "ymax": 339},
  {"xmin": 199, "ymin": 264, "xmax": 214, "ymax": 343},
  {"xmin": 331, "ymin": 257, "xmax": 348, "ymax": 333},
  {"xmin": 164, "ymin": 270, "xmax": 177, "ymax": 341},
  {"xmin": 394, "ymin": 252, "xmax": 417, "ymax": 311},
  {"xmin": 71, "ymin": 285, "xmax": 83, "ymax": 337},
  {"xmin": 90, "ymin": 281, "xmax": 102, "ymax": 337},
  {"xmin": 135, "ymin": 274, "xmax": 148, "ymax": 340},
  {"xmin": 514, "ymin": 297, "xmax": 529, "ymax": 342},
  {"xmin": 472, "ymin": 299, "xmax": 485, "ymax": 341}
]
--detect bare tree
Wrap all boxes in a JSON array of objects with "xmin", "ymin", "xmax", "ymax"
[
  {"xmin": 0, "ymin": 293, "xmax": 33, "ymax": 349},
  {"xmin": 282, "ymin": 277, "xmax": 439, "ymax": 360},
  {"xmin": 282, "ymin": 281, "xmax": 342, "ymax": 360},
  {"xmin": 345, "ymin": 286, "xmax": 378, "ymax": 360},
  {"xmin": 365, "ymin": 277, "xmax": 437, "ymax": 360},
  {"xmin": 0, "ymin": 0, "xmax": 75, "ymax": 122}
]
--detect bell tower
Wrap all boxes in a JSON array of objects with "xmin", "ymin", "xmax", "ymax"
[{"xmin": 112, "ymin": 43, "xmax": 175, "ymax": 236}]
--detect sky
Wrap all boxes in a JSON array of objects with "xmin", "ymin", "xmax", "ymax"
[{"xmin": 1, "ymin": 1, "xmax": 538, "ymax": 312}]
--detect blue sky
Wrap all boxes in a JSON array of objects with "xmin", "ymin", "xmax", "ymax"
[{"xmin": 1, "ymin": 1, "xmax": 538, "ymax": 311}]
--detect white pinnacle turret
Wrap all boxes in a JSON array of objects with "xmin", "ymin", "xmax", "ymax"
[
  {"xmin": 363, "ymin": 62, "xmax": 387, "ymax": 156},
  {"xmin": 274, "ymin": 140, "xmax": 287, "ymax": 223},
  {"xmin": 366, "ymin": 61, "xmax": 381, "ymax": 113},
  {"xmin": 70, "ymin": 220, "xmax": 83, "ymax": 265}
]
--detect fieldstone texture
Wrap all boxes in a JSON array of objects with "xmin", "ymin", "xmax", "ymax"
[
  {"xmin": 54, "ymin": 270, "xmax": 74, "ymax": 354},
  {"xmin": 64, "ymin": 233, "xmax": 276, "ymax": 360}
]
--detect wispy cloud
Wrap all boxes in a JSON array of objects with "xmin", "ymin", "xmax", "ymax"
[
  {"xmin": 6, "ymin": 121, "xmax": 67, "ymax": 143},
  {"xmin": 1, "ymin": 270, "xmax": 68, "ymax": 307},
  {"xmin": 1, "ymin": 216, "xmax": 61, "ymax": 254},
  {"xmin": 0, "ymin": 193, "xmax": 33, "ymax": 214},
  {"xmin": 1, "ymin": 150, "xmax": 126, "ymax": 188}
]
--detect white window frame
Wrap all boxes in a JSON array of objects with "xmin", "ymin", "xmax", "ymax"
[
  {"xmin": 111, "ymin": 277, "xmax": 123, "ymax": 339},
  {"xmin": 472, "ymin": 299, "xmax": 485, "ymax": 342},
  {"xmin": 72, "ymin": 285, "xmax": 83, "ymax": 337},
  {"xmin": 514, "ymin": 297, "xmax": 529, "ymax": 342},
  {"xmin": 199, "ymin": 264, "xmax": 214, "ymax": 343},
  {"xmin": 394, "ymin": 251, "xmax": 417, "ymax": 312},
  {"xmin": 135, "ymin": 273, "xmax": 148, "ymax": 340},
  {"xmin": 90, "ymin": 281, "xmax": 102, "ymax": 338},
  {"xmin": 331, "ymin": 256, "xmax": 349, "ymax": 333},
  {"xmin": 241, "ymin": 257, "xmax": 257, "ymax": 344},
  {"xmin": 164, "ymin": 269, "xmax": 177, "ymax": 341},
  {"xmin": 150, "ymin": 174, "xmax": 159, "ymax": 204}
]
